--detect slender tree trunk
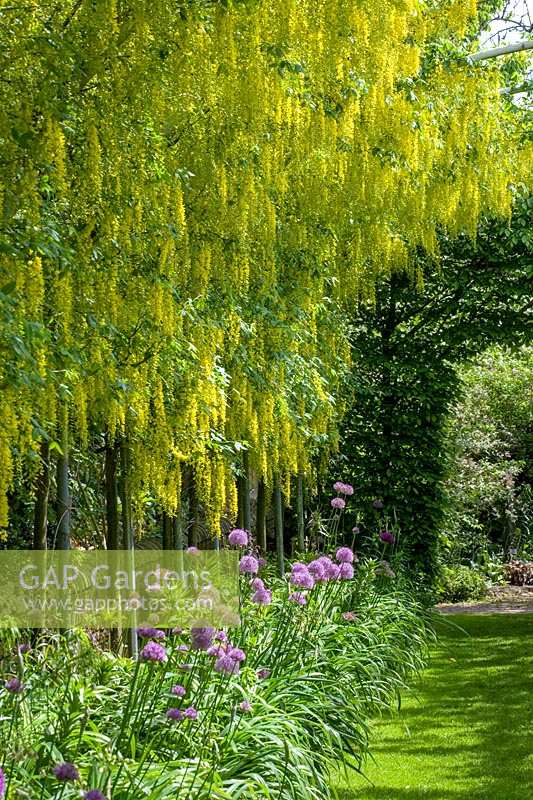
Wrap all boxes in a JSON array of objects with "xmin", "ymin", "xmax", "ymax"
[
  {"xmin": 242, "ymin": 451, "xmax": 251, "ymax": 531},
  {"xmin": 296, "ymin": 474, "xmax": 305, "ymax": 553},
  {"xmin": 104, "ymin": 435, "xmax": 119, "ymax": 550},
  {"xmin": 119, "ymin": 437, "xmax": 137, "ymax": 658},
  {"xmin": 162, "ymin": 511, "xmax": 173, "ymax": 549},
  {"xmin": 56, "ymin": 408, "xmax": 71, "ymax": 550},
  {"xmin": 104, "ymin": 433, "xmax": 120, "ymax": 652},
  {"xmin": 236, "ymin": 475, "xmax": 245, "ymax": 529},
  {"xmin": 256, "ymin": 480, "xmax": 267, "ymax": 552},
  {"xmin": 33, "ymin": 440, "xmax": 50, "ymax": 550},
  {"xmin": 274, "ymin": 479, "xmax": 285, "ymax": 576}
]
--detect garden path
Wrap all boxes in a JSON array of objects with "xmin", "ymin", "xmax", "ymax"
[{"xmin": 334, "ymin": 612, "xmax": 533, "ymax": 799}]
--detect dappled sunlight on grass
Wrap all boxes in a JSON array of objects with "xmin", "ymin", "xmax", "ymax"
[{"xmin": 334, "ymin": 614, "xmax": 533, "ymax": 799}]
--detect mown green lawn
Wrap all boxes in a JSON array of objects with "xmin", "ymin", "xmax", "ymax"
[{"xmin": 334, "ymin": 613, "xmax": 533, "ymax": 800}]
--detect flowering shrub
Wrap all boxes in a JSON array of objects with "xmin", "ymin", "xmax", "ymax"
[{"xmin": 0, "ymin": 550, "xmax": 431, "ymax": 800}]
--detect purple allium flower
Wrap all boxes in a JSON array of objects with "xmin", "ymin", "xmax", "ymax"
[
  {"xmin": 137, "ymin": 627, "xmax": 165, "ymax": 640},
  {"xmin": 84, "ymin": 791, "xmax": 107, "ymax": 800},
  {"xmin": 333, "ymin": 481, "xmax": 345, "ymax": 493},
  {"xmin": 342, "ymin": 483, "xmax": 354, "ymax": 496},
  {"xmin": 342, "ymin": 611, "xmax": 357, "ymax": 621},
  {"xmin": 191, "ymin": 627, "xmax": 215, "ymax": 651},
  {"xmin": 308, "ymin": 559, "xmax": 326, "ymax": 581},
  {"xmin": 291, "ymin": 562, "xmax": 309, "ymax": 572},
  {"xmin": 352, "ymin": 526, "xmax": 360, "ymax": 534},
  {"xmin": 177, "ymin": 643, "xmax": 190, "ymax": 652},
  {"xmin": 331, "ymin": 497, "xmax": 346, "ymax": 510},
  {"xmin": 171, "ymin": 684, "xmax": 186, "ymax": 697},
  {"xmin": 5, "ymin": 677, "xmax": 24, "ymax": 693},
  {"xmin": 140, "ymin": 641, "xmax": 167, "ymax": 662},
  {"xmin": 207, "ymin": 643, "xmax": 226, "ymax": 657},
  {"xmin": 251, "ymin": 577, "xmax": 265, "ymax": 591},
  {"xmin": 239, "ymin": 700, "xmax": 252, "ymax": 713},
  {"xmin": 326, "ymin": 563, "xmax": 341, "ymax": 580},
  {"xmin": 228, "ymin": 647, "xmax": 246, "ymax": 662},
  {"xmin": 252, "ymin": 588, "xmax": 272, "ymax": 605},
  {"xmin": 333, "ymin": 481, "xmax": 354, "ymax": 496},
  {"xmin": 0, "ymin": 767, "xmax": 5, "ymax": 798},
  {"xmin": 53, "ymin": 762, "xmax": 80, "ymax": 782},
  {"xmin": 166, "ymin": 707, "xmax": 185, "ymax": 721},
  {"xmin": 257, "ymin": 557, "xmax": 267, "ymax": 569},
  {"xmin": 379, "ymin": 530, "xmax": 396, "ymax": 544},
  {"xmin": 339, "ymin": 562, "xmax": 354, "ymax": 580},
  {"xmin": 372, "ymin": 499, "xmax": 384, "ymax": 510},
  {"xmin": 184, "ymin": 706, "xmax": 198, "ymax": 719},
  {"xmin": 336, "ymin": 546, "xmax": 354, "ymax": 564},
  {"xmin": 186, "ymin": 546, "xmax": 199, "ymax": 554},
  {"xmin": 290, "ymin": 569, "xmax": 314, "ymax": 589},
  {"xmin": 228, "ymin": 528, "xmax": 249, "ymax": 547},
  {"xmin": 239, "ymin": 555, "xmax": 259, "ymax": 574},
  {"xmin": 289, "ymin": 592, "xmax": 308, "ymax": 605},
  {"xmin": 257, "ymin": 668, "xmax": 271, "ymax": 679},
  {"xmin": 214, "ymin": 630, "xmax": 227, "ymax": 642},
  {"xmin": 214, "ymin": 654, "xmax": 240, "ymax": 675}
]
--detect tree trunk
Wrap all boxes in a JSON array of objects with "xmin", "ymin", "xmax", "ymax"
[
  {"xmin": 256, "ymin": 480, "xmax": 267, "ymax": 552},
  {"xmin": 274, "ymin": 479, "xmax": 285, "ymax": 576},
  {"xmin": 56, "ymin": 408, "xmax": 71, "ymax": 550},
  {"xmin": 242, "ymin": 450, "xmax": 251, "ymax": 531},
  {"xmin": 162, "ymin": 511, "xmax": 173, "ymax": 549},
  {"xmin": 119, "ymin": 437, "xmax": 137, "ymax": 659},
  {"xmin": 296, "ymin": 474, "xmax": 305, "ymax": 553},
  {"xmin": 33, "ymin": 440, "xmax": 50, "ymax": 550},
  {"xmin": 104, "ymin": 435, "xmax": 119, "ymax": 550}
]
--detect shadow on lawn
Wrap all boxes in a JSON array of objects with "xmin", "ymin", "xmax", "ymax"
[{"xmin": 339, "ymin": 614, "xmax": 533, "ymax": 799}]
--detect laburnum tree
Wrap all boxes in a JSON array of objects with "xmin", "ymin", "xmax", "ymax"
[{"xmin": 0, "ymin": 0, "xmax": 530, "ymax": 546}]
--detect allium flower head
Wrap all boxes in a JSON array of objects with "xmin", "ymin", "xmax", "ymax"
[
  {"xmin": 171, "ymin": 684, "xmax": 186, "ymax": 697},
  {"xmin": 308, "ymin": 559, "xmax": 326, "ymax": 581},
  {"xmin": 84, "ymin": 791, "xmax": 107, "ymax": 800},
  {"xmin": 53, "ymin": 762, "xmax": 80, "ymax": 782},
  {"xmin": 140, "ymin": 641, "xmax": 167, "ymax": 662},
  {"xmin": 289, "ymin": 592, "xmax": 307, "ymax": 605},
  {"xmin": 339, "ymin": 562, "xmax": 354, "ymax": 580},
  {"xmin": 251, "ymin": 577, "xmax": 264, "ymax": 591},
  {"xmin": 290, "ymin": 569, "xmax": 314, "ymax": 589},
  {"xmin": 214, "ymin": 654, "xmax": 240, "ymax": 675},
  {"xmin": 207, "ymin": 643, "xmax": 226, "ymax": 657},
  {"xmin": 191, "ymin": 627, "xmax": 215, "ymax": 651},
  {"xmin": 5, "ymin": 677, "xmax": 24, "ymax": 693},
  {"xmin": 352, "ymin": 526, "xmax": 360, "ymax": 534},
  {"xmin": 291, "ymin": 562, "xmax": 308, "ymax": 573},
  {"xmin": 342, "ymin": 611, "xmax": 358, "ymax": 621},
  {"xmin": 178, "ymin": 643, "xmax": 190, "ymax": 652},
  {"xmin": 137, "ymin": 627, "xmax": 165, "ymax": 640},
  {"xmin": 379, "ymin": 530, "xmax": 395, "ymax": 544},
  {"xmin": 214, "ymin": 630, "xmax": 227, "ymax": 641},
  {"xmin": 333, "ymin": 481, "xmax": 354, "ymax": 496},
  {"xmin": 331, "ymin": 497, "xmax": 346, "ymax": 510},
  {"xmin": 228, "ymin": 528, "xmax": 249, "ymax": 547},
  {"xmin": 0, "ymin": 767, "xmax": 5, "ymax": 798},
  {"xmin": 336, "ymin": 546, "xmax": 354, "ymax": 564},
  {"xmin": 252, "ymin": 588, "xmax": 272, "ymax": 605},
  {"xmin": 257, "ymin": 557, "xmax": 267, "ymax": 569},
  {"xmin": 325, "ymin": 563, "xmax": 341, "ymax": 580},
  {"xmin": 239, "ymin": 700, "xmax": 252, "ymax": 713},
  {"xmin": 166, "ymin": 707, "xmax": 185, "ymax": 721},
  {"xmin": 184, "ymin": 706, "xmax": 198, "ymax": 719},
  {"xmin": 228, "ymin": 647, "xmax": 246, "ymax": 662},
  {"xmin": 186, "ymin": 546, "xmax": 200, "ymax": 554},
  {"xmin": 239, "ymin": 555, "xmax": 259, "ymax": 574}
]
